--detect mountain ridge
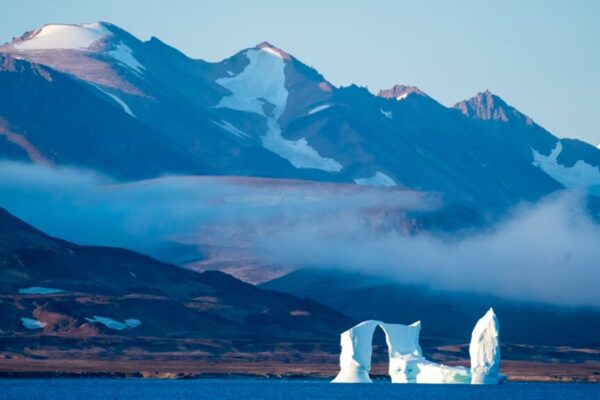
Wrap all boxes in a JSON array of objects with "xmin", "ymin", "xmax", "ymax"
[{"xmin": 1, "ymin": 21, "xmax": 600, "ymax": 216}]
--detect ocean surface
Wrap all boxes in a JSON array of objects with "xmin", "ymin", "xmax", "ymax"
[{"xmin": 0, "ymin": 379, "xmax": 597, "ymax": 400}]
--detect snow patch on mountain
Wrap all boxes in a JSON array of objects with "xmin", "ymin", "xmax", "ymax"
[
  {"xmin": 380, "ymin": 109, "xmax": 392, "ymax": 119},
  {"xmin": 261, "ymin": 46, "xmax": 285, "ymax": 59},
  {"xmin": 21, "ymin": 317, "xmax": 46, "ymax": 329},
  {"xmin": 263, "ymin": 124, "xmax": 343, "ymax": 172},
  {"xmin": 216, "ymin": 48, "xmax": 287, "ymax": 116},
  {"xmin": 92, "ymin": 84, "xmax": 136, "ymax": 117},
  {"xmin": 213, "ymin": 120, "xmax": 251, "ymax": 139},
  {"xmin": 85, "ymin": 316, "xmax": 141, "ymax": 330},
  {"xmin": 14, "ymin": 22, "xmax": 110, "ymax": 50},
  {"xmin": 215, "ymin": 47, "xmax": 342, "ymax": 172},
  {"xmin": 532, "ymin": 141, "xmax": 600, "ymax": 193},
  {"xmin": 19, "ymin": 287, "xmax": 64, "ymax": 295},
  {"xmin": 308, "ymin": 104, "xmax": 331, "ymax": 115},
  {"xmin": 109, "ymin": 42, "xmax": 144, "ymax": 74},
  {"xmin": 355, "ymin": 171, "xmax": 396, "ymax": 187}
]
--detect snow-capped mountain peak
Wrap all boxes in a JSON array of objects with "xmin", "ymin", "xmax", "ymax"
[
  {"xmin": 4, "ymin": 22, "xmax": 146, "ymax": 83},
  {"xmin": 378, "ymin": 84, "xmax": 426, "ymax": 100},
  {"xmin": 215, "ymin": 40, "xmax": 343, "ymax": 172},
  {"xmin": 12, "ymin": 22, "xmax": 113, "ymax": 51},
  {"xmin": 255, "ymin": 41, "xmax": 291, "ymax": 60}
]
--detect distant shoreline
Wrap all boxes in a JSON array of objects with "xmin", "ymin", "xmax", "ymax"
[{"xmin": 0, "ymin": 360, "xmax": 597, "ymax": 383}]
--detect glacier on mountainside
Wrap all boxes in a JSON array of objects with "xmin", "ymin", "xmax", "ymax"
[
  {"xmin": 14, "ymin": 22, "xmax": 145, "ymax": 76},
  {"xmin": 92, "ymin": 83, "xmax": 137, "ymax": 117},
  {"xmin": 215, "ymin": 46, "xmax": 343, "ymax": 172},
  {"xmin": 532, "ymin": 141, "xmax": 600, "ymax": 194},
  {"xmin": 109, "ymin": 42, "xmax": 145, "ymax": 75},
  {"xmin": 354, "ymin": 171, "xmax": 396, "ymax": 187},
  {"xmin": 332, "ymin": 308, "xmax": 503, "ymax": 384}
]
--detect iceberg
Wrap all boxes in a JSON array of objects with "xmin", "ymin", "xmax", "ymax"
[
  {"xmin": 332, "ymin": 320, "xmax": 423, "ymax": 383},
  {"xmin": 470, "ymin": 308, "xmax": 502, "ymax": 384},
  {"xmin": 331, "ymin": 320, "xmax": 380, "ymax": 383},
  {"xmin": 382, "ymin": 321, "xmax": 423, "ymax": 383},
  {"xmin": 411, "ymin": 359, "xmax": 471, "ymax": 384},
  {"xmin": 332, "ymin": 308, "xmax": 502, "ymax": 384}
]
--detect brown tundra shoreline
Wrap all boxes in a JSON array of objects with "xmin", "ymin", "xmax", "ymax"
[{"xmin": 0, "ymin": 360, "xmax": 598, "ymax": 383}]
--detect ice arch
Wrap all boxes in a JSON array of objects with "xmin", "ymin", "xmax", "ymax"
[
  {"xmin": 331, "ymin": 320, "xmax": 422, "ymax": 383},
  {"xmin": 332, "ymin": 308, "xmax": 502, "ymax": 384}
]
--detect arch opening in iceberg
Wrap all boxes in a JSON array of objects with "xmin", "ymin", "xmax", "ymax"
[{"xmin": 331, "ymin": 308, "xmax": 503, "ymax": 384}]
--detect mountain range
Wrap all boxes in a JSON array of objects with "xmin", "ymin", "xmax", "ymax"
[
  {"xmin": 1, "ymin": 22, "xmax": 599, "ymax": 216},
  {"xmin": 0, "ymin": 22, "xmax": 599, "ymax": 379}
]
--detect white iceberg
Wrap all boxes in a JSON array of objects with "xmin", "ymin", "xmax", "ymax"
[
  {"xmin": 470, "ymin": 308, "xmax": 502, "ymax": 384},
  {"xmin": 331, "ymin": 320, "xmax": 380, "ymax": 383},
  {"xmin": 410, "ymin": 359, "xmax": 471, "ymax": 384},
  {"xmin": 382, "ymin": 321, "xmax": 423, "ymax": 383},
  {"xmin": 332, "ymin": 308, "xmax": 502, "ymax": 384}
]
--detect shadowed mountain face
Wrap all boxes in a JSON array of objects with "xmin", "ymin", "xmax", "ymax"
[
  {"xmin": 0, "ymin": 54, "xmax": 212, "ymax": 179},
  {"xmin": 0, "ymin": 208, "xmax": 353, "ymax": 341},
  {"xmin": 261, "ymin": 269, "xmax": 600, "ymax": 347},
  {"xmin": 1, "ymin": 22, "xmax": 599, "ymax": 216}
]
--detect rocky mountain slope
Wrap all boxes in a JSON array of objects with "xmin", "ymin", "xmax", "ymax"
[{"xmin": 0, "ymin": 207, "xmax": 353, "ymax": 344}]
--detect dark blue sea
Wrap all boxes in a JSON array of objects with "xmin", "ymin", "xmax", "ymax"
[{"xmin": 0, "ymin": 379, "xmax": 597, "ymax": 400}]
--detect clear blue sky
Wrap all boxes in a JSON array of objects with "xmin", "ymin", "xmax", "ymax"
[{"xmin": 3, "ymin": 0, "xmax": 600, "ymax": 145}]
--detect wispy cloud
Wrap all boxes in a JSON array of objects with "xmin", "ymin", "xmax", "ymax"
[
  {"xmin": 0, "ymin": 161, "xmax": 598, "ymax": 307},
  {"xmin": 259, "ymin": 191, "xmax": 600, "ymax": 307}
]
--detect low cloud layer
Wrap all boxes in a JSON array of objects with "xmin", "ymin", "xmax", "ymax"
[
  {"xmin": 259, "ymin": 192, "xmax": 600, "ymax": 307},
  {"xmin": 0, "ymin": 161, "xmax": 598, "ymax": 307}
]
